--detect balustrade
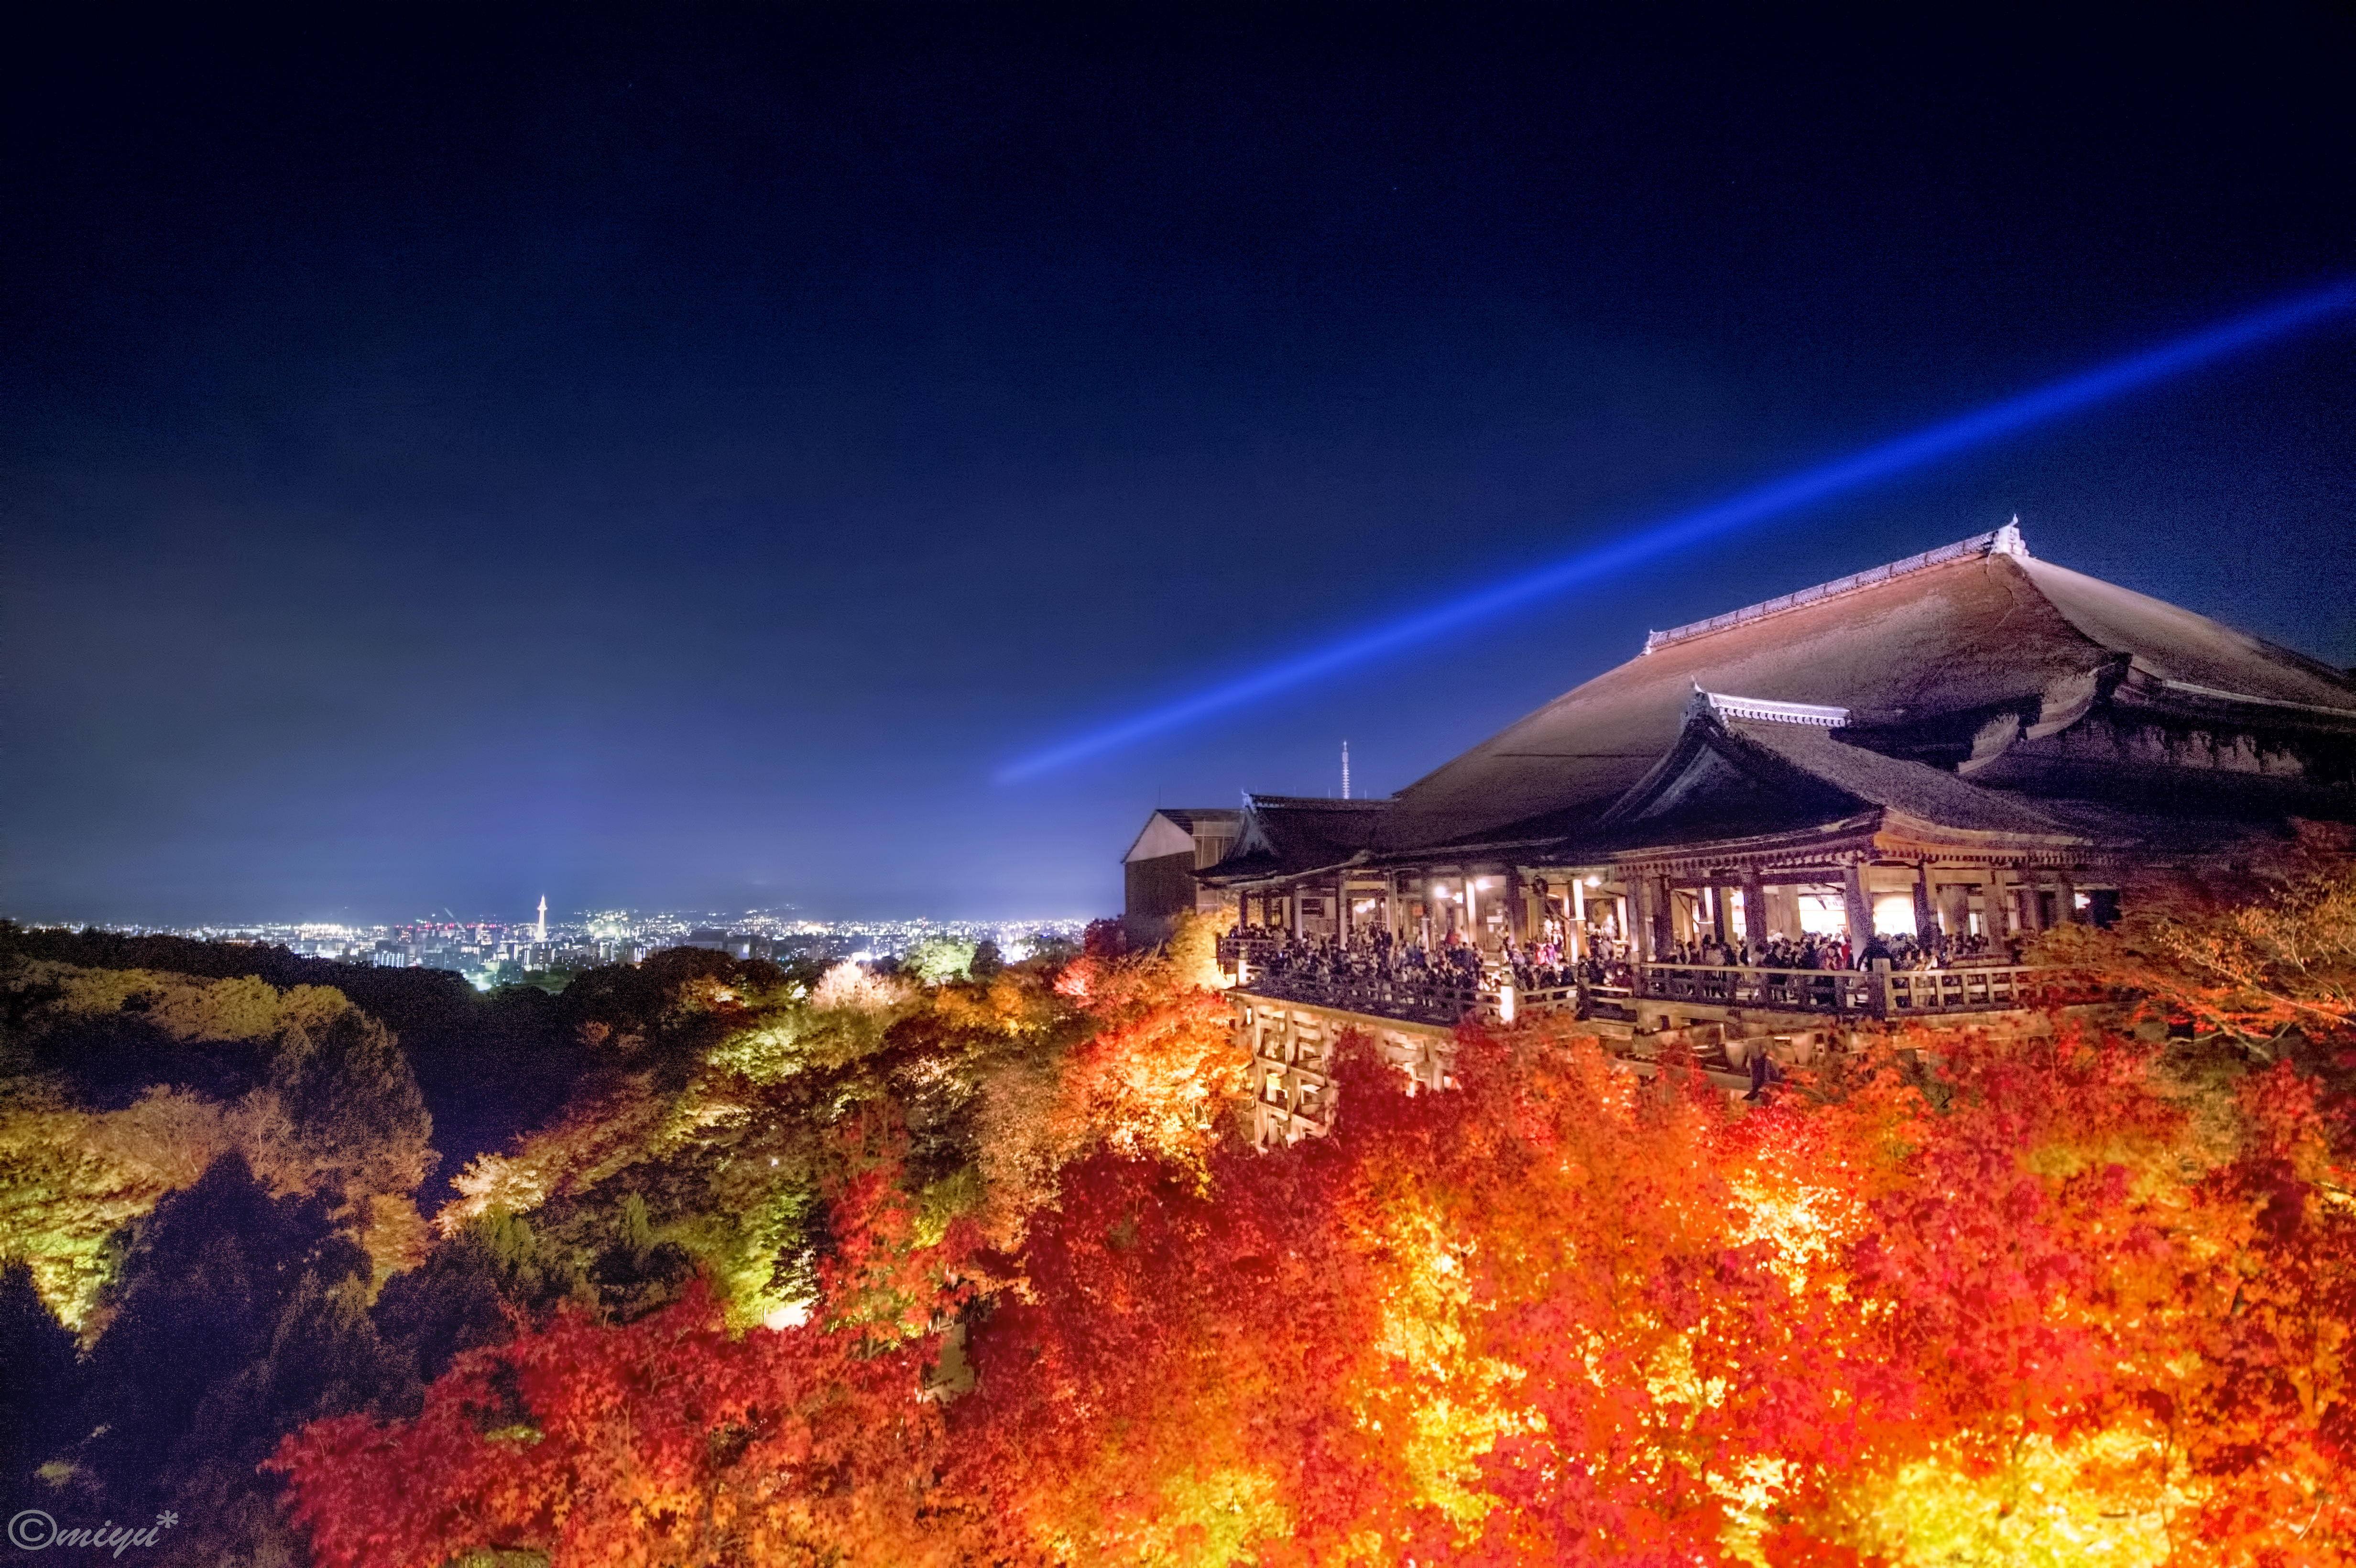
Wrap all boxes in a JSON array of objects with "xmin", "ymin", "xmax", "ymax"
[
  {"xmin": 1229, "ymin": 953, "xmax": 2049, "ymax": 1025},
  {"xmin": 1635, "ymin": 963, "xmax": 2047, "ymax": 1017}
]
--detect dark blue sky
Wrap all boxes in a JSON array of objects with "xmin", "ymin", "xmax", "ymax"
[{"xmin": 7, "ymin": 7, "xmax": 2354, "ymax": 925}]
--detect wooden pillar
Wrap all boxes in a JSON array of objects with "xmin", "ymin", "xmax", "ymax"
[
  {"xmin": 2056, "ymin": 867, "xmax": 2078, "ymax": 926},
  {"xmin": 1842, "ymin": 860, "xmax": 1873, "ymax": 943},
  {"xmin": 2021, "ymin": 868, "xmax": 2046, "ymax": 932},
  {"xmin": 1743, "ymin": 867, "xmax": 1768, "ymax": 946},
  {"xmin": 1937, "ymin": 878, "xmax": 1969, "ymax": 936},
  {"xmin": 1912, "ymin": 861, "xmax": 1936, "ymax": 936},
  {"xmin": 1709, "ymin": 882, "xmax": 1731, "ymax": 945},
  {"xmin": 1651, "ymin": 876, "xmax": 1675, "ymax": 959},
  {"xmin": 1569, "ymin": 877, "xmax": 1588, "ymax": 959},
  {"xmin": 1338, "ymin": 871, "xmax": 1351, "ymax": 944},
  {"xmin": 1291, "ymin": 885, "xmax": 1305, "ymax": 939}
]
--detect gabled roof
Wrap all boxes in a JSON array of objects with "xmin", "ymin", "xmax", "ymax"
[
  {"xmin": 1601, "ymin": 692, "xmax": 2082, "ymax": 847},
  {"xmin": 1123, "ymin": 807, "xmax": 1243, "ymax": 864},
  {"xmin": 1151, "ymin": 807, "xmax": 1244, "ymax": 833},
  {"xmin": 1369, "ymin": 528, "xmax": 2356, "ymax": 853},
  {"xmin": 1198, "ymin": 795, "xmax": 1392, "ymax": 885}
]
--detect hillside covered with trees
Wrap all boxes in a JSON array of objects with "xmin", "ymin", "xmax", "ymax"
[{"xmin": 3, "ymin": 853, "xmax": 2354, "ymax": 1565}]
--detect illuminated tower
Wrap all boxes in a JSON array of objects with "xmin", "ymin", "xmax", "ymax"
[
  {"xmin": 1341, "ymin": 741, "xmax": 1351, "ymax": 800},
  {"xmin": 535, "ymin": 895, "xmax": 547, "ymax": 945}
]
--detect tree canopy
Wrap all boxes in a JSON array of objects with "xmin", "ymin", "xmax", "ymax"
[{"xmin": 10, "ymin": 861, "xmax": 2356, "ymax": 1565}]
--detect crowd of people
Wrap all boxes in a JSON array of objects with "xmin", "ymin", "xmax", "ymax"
[
  {"xmin": 1654, "ymin": 927, "xmax": 2013, "ymax": 972},
  {"xmin": 1226, "ymin": 922, "xmax": 1638, "ymax": 1000},
  {"xmin": 1228, "ymin": 919, "xmax": 2014, "ymax": 996},
  {"xmin": 1230, "ymin": 926, "xmax": 1488, "ymax": 992}
]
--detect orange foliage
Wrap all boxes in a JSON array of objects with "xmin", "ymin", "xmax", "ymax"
[
  {"xmin": 273, "ymin": 1143, "xmax": 982, "ymax": 1567},
  {"xmin": 278, "ymin": 921, "xmax": 2356, "ymax": 1566},
  {"xmin": 973, "ymin": 950, "xmax": 1249, "ymax": 1233}
]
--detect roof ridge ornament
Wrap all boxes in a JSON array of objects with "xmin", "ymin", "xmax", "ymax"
[
  {"xmin": 1641, "ymin": 523, "xmax": 2032, "ymax": 654},
  {"xmin": 1689, "ymin": 686, "xmax": 1852, "ymax": 727}
]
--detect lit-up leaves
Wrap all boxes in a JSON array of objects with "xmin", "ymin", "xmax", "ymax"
[
  {"xmin": 2164, "ymin": 1060, "xmax": 2356, "ymax": 1561},
  {"xmin": 0, "ymin": 966, "xmax": 432, "ymax": 1324},
  {"xmin": 971, "ymin": 951, "xmax": 1250, "ymax": 1238},
  {"xmin": 951, "ymin": 1143, "xmax": 1393, "ymax": 1565},
  {"xmin": 275, "ymin": 1155, "xmax": 980, "ymax": 1568},
  {"xmin": 2033, "ymin": 838, "xmax": 2356, "ymax": 1054},
  {"xmin": 277, "ymin": 882, "xmax": 2356, "ymax": 1566},
  {"xmin": 1326, "ymin": 1026, "xmax": 1890, "ymax": 1565}
]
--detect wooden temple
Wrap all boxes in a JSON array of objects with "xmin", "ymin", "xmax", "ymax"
[{"xmin": 1124, "ymin": 525, "xmax": 2356, "ymax": 1143}]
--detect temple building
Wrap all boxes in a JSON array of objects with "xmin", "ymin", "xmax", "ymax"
[
  {"xmin": 1124, "ymin": 525, "xmax": 2356, "ymax": 1143},
  {"xmin": 1119, "ymin": 806, "xmax": 1243, "ymax": 945}
]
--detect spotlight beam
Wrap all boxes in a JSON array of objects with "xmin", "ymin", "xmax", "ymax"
[{"xmin": 1000, "ymin": 278, "xmax": 2356, "ymax": 783}]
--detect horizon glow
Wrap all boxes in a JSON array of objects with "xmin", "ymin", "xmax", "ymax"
[{"xmin": 1000, "ymin": 276, "xmax": 2356, "ymax": 783}]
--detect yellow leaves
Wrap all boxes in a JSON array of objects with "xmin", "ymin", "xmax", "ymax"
[
  {"xmin": 444, "ymin": 1151, "xmax": 551, "ymax": 1228},
  {"xmin": 1727, "ymin": 1145, "xmax": 1869, "ymax": 1294},
  {"xmin": 1129, "ymin": 1465, "xmax": 1290, "ymax": 1567},
  {"xmin": 704, "ymin": 1022, "xmax": 805, "ymax": 1084},
  {"xmin": 27, "ymin": 963, "xmax": 354, "ymax": 1045},
  {"xmin": 0, "ymin": 1079, "xmax": 335, "ymax": 1326},
  {"xmin": 930, "ymin": 971, "xmax": 1060, "ymax": 1042},
  {"xmin": 967, "ymin": 962, "xmax": 1247, "ymax": 1237},
  {"xmin": 1353, "ymin": 1185, "xmax": 1534, "ymax": 1532},
  {"xmin": 1161, "ymin": 910, "xmax": 1229, "ymax": 994},
  {"xmin": 360, "ymin": 1191, "xmax": 432, "ymax": 1286},
  {"xmin": 1853, "ymin": 1431, "xmax": 2182, "ymax": 1568},
  {"xmin": 438, "ymin": 1073, "xmax": 667, "ymax": 1234}
]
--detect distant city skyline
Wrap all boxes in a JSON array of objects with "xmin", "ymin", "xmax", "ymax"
[
  {"xmin": 21, "ymin": 906, "xmax": 1092, "ymax": 994},
  {"xmin": 22, "ymin": 907, "xmax": 1091, "ymax": 944}
]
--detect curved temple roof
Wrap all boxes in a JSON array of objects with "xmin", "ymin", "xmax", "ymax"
[
  {"xmin": 1203, "ymin": 528, "xmax": 2356, "ymax": 881},
  {"xmin": 1364, "ymin": 528, "xmax": 2356, "ymax": 854}
]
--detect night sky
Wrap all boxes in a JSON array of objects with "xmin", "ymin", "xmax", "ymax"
[{"xmin": 7, "ymin": 7, "xmax": 2354, "ymax": 926}]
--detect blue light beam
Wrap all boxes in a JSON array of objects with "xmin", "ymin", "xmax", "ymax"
[{"xmin": 1000, "ymin": 277, "xmax": 2356, "ymax": 783}]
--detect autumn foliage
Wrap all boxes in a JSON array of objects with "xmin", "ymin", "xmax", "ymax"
[
  {"xmin": 275, "ymin": 1148, "xmax": 982, "ymax": 1568},
  {"xmin": 252, "ymin": 871, "xmax": 2356, "ymax": 1565}
]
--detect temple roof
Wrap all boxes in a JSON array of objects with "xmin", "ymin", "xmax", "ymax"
[
  {"xmin": 1122, "ymin": 807, "xmax": 1243, "ymax": 864},
  {"xmin": 1360, "ymin": 528, "xmax": 2356, "ymax": 854},
  {"xmin": 1600, "ymin": 697, "xmax": 2083, "ymax": 846},
  {"xmin": 1147, "ymin": 807, "xmax": 1244, "ymax": 833},
  {"xmin": 1196, "ymin": 795, "xmax": 1391, "ymax": 884}
]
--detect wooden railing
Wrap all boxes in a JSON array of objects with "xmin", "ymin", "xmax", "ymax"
[
  {"xmin": 1219, "ymin": 934, "xmax": 1287, "ymax": 970},
  {"xmin": 1230, "ymin": 957, "xmax": 2050, "ymax": 1025},
  {"xmin": 1235, "ymin": 967, "xmax": 1489, "ymax": 1026},
  {"xmin": 1636, "ymin": 963, "xmax": 2046, "ymax": 1017}
]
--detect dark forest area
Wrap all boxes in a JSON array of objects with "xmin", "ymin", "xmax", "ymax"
[{"xmin": 0, "ymin": 926, "xmax": 862, "ymax": 1563}]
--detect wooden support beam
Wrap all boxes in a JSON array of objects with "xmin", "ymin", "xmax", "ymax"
[{"xmin": 1842, "ymin": 860, "xmax": 1873, "ymax": 942}]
